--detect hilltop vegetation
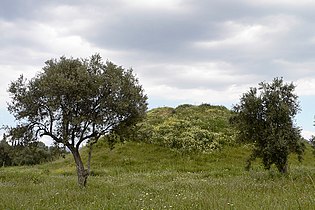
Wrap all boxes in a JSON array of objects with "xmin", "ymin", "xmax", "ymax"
[{"xmin": 136, "ymin": 104, "xmax": 236, "ymax": 153}]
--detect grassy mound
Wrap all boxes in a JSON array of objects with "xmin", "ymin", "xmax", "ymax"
[{"xmin": 136, "ymin": 104, "xmax": 236, "ymax": 153}]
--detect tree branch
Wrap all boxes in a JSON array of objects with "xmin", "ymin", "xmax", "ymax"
[{"xmin": 41, "ymin": 131, "xmax": 62, "ymax": 143}]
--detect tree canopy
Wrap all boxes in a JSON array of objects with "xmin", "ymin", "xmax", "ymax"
[
  {"xmin": 7, "ymin": 54, "xmax": 148, "ymax": 186},
  {"xmin": 0, "ymin": 136, "xmax": 66, "ymax": 167},
  {"xmin": 231, "ymin": 77, "xmax": 305, "ymax": 173}
]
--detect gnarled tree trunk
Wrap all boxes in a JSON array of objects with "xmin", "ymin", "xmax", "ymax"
[{"xmin": 71, "ymin": 149, "xmax": 89, "ymax": 187}]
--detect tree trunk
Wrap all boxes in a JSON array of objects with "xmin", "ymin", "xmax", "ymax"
[
  {"xmin": 71, "ymin": 149, "xmax": 89, "ymax": 187},
  {"xmin": 276, "ymin": 159, "xmax": 288, "ymax": 174}
]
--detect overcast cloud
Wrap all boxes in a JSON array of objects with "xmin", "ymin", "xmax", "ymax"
[{"xmin": 1, "ymin": 0, "xmax": 315, "ymax": 140}]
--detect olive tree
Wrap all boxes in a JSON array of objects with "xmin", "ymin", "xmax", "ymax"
[
  {"xmin": 231, "ymin": 77, "xmax": 304, "ymax": 173},
  {"xmin": 7, "ymin": 54, "xmax": 147, "ymax": 187}
]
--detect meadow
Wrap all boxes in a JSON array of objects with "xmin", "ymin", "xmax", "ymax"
[{"xmin": 1, "ymin": 141, "xmax": 315, "ymax": 210}]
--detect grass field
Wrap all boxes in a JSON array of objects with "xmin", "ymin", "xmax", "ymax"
[{"xmin": 1, "ymin": 141, "xmax": 315, "ymax": 209}]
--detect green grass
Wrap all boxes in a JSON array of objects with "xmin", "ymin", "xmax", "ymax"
[{"xmin": 1, "ymin": 141, "xmax": 315, "ymax": 209}]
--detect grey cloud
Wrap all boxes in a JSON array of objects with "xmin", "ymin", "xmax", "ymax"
[
  {"xmin": 0, "ymin": 0, "xmax": 119, "ymax": 21},
  {"xmin": 2, "ymin": 0, "xmax": 315, "ymax": 91},
  {"xmin": 86, "ymin": 12, "xmax": 204, "ymax": 52},
  {"xmin": 76, "ymin": 0, "xmax": 315, "ymax": 78},
  {"xmin": 0, "ymin": 0, "xmax": 43, "ymax": 20}
]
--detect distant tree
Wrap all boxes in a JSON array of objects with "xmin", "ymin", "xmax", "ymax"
[
  {"xmin": 48, "ymin": 142, "xmax": 67, "ymax": 160},
  {"xmin": 7, "ymin": 54, "xmax": 147, "ymax": 187},
  {"xmin": 231, "ymin": 77, "xmax": 305, "ymax": 173},
  {"xmin": 0, "ymin": 134, "xmax": 65, "ymax": 166},
  {"xmin": 22, "ymin": 142, "xmax": 50, "ymax": 165},
  {"xmin": 0, "ymin": 134, "xmax": 12, "ymax": 167},
  {"xmin": 310, "ymin": 125, "xmax": 315, "ymax": 155}
]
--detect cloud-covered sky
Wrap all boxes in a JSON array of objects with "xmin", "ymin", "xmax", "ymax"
[{"xmin": 1, "ymin": 0, "xmax": 315, "ymax": 140}]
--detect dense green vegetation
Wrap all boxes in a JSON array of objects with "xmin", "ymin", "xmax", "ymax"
[
  {"xmin": 1, "ymin": 104, "xmax": 315, "ymax": 209},
  {"xmin": 136, "ymin": 104, "xmax": 236, "ymax": 153},
  {"xmin": 232, "ymin": 78, "xmax": 305, "ymax": 173},
  {"xmin": 0, "ymin": 138, "xmax": 66, "ymax": 166}
]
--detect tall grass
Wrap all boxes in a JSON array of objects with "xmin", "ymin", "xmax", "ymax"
[{"xmin": 1, "ymin": 141, "xmax": 315, "ymax": 209}]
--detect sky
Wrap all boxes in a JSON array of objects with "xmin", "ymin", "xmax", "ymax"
[{"xmin": 1, "ymin": 0, "xmax": 315, "ymax": 142}]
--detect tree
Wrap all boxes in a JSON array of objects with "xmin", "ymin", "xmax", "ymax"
[
  {"xmin": 7, "ymin": 54, "xmax": 148, "ymax": 187},
  {"xmin": 0, "ymin": 134, "xmax": 12, "ymax": 167},
  {"xmin": 48, "ymin": 142, "xmax": 67, "ymax": 160},
  {"xmin": 0, "ymin": 133, "xmax": 65, "ymax": 167},
  {"xmin": 310, "ymin": 122, "xmax": 315, "ymax": 156},
  {"xmin": 231, "ymin": 77, "xmax": 304, "ymax": 173}
]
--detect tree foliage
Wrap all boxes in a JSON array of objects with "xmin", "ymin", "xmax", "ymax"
[
  {"xmin": 0, "ymin": 134, "xmax": 66, "ymax": 167},
  {"xmin": 231, "ymin": 78, "xmax": 305, "ymax": 173},
  {"xmin": 7, "ymin": 54, "xmax": 147, "ymax": 187},
  {"xmin": 0, "ymin": 135, "xmax": 12, "ymax": 167}
]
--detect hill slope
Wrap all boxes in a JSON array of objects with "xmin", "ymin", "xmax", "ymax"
[
  {"xmin": 136, "ymin": 104, "xmax": 236, "ymax": 153},
  {"xmin": 2, "ymin": 140, "xmax": 313, "ymax": 209},
  {"xmin": 0, "ymin": 132, "xmax": 315, "ymax": 209},
  {"xmin": 1, "ymin": 104, "xmax": 315, "ymax": 209}
]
